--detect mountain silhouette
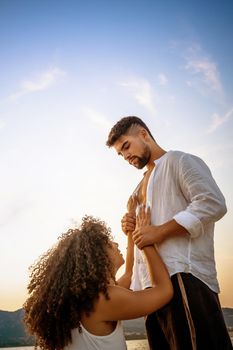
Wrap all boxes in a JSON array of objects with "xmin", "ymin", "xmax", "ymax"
[{"xmin": 0, "ymin": 307, "xmax": 232, "ymax": 347}]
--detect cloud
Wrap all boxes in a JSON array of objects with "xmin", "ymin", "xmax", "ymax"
[
  {"xmin": 207, "ymin": 107, "xmax": 233, "ymax": 133},
  {"xmin": 184, "ymin": 44, "xmax": 223, "ymax": 96},
  {"xmin": 185, "ymin": 59, "xmax": 222, "ymax": 93},
  {"xmin": 82, "ymin": 107, "xmax": 112, "ymax": 131},
  {"xmin": 119, "ymin": 77, "xmax": 156, "ymax": 114},
  {"xmin": 9, "ymin": 67, "xmax": 66, "ymax": 100},
  {"xmin": 158, "ymin": 73, "xmax": 168, "ymax": 86}
]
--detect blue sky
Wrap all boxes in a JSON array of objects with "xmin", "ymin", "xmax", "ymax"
[{"xmin": 0, "ymin": 0, "xmax": 233, "ymax": 310}]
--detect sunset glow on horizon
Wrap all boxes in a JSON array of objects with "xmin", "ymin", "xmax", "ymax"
[{"xmin": 0, "ymin": 0, "xmax": 233, "ymax": 311}]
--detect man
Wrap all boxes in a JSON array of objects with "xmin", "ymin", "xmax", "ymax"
[{"xmin": 106, "ymin": 116, "xmax": 232, "ymax": 349}]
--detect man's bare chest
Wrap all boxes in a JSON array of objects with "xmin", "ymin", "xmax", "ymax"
[{"xmin": 137, "ymin": 169, "xmax": 153, "ymax": 205}]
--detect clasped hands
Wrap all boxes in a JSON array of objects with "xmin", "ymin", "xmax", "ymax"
[{"xmin": 121, "ymin": 204, "xmax": 163, "ymax": 249}]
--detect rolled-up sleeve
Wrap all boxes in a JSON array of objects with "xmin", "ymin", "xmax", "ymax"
[{"xmin": 173, "ymin": 153, "xmax": 227, "ymax": 238}]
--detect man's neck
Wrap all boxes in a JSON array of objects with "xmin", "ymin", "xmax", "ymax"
[{"xmin": 147, "ymin": 148, "xmax": 166, "ymax": 170}]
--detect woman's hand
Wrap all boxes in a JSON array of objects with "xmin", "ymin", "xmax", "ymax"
[
  {"xmin": 121, "ymin": 213, "xmax": 136, "ymax": 236},
  {"xmin": 136, "ymin": 204, "xmax": 151, "ymax": 228},
  {"xmin": 133, "ymin": 205, "xmax": 155, "ymax": 249},
  {"xmin": 121, "ymin": 195, "xmax": 138, "ymax": 236},
  {"xmin": 127, "ymin": 195, "xmax": 137, "ymax": 214}
]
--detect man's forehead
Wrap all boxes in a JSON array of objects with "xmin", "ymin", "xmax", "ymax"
[{"xmin": 113, "ymin": 135, "xmax": 128, "ymax": 152}]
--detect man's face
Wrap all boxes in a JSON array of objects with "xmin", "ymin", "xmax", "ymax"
[{"xmin": 113, "ymin": 133, "xmax": 151, "ymax": 169}]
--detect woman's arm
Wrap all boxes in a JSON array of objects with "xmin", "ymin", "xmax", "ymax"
[
  {"xmin": 116, "ymin": 233, "xmax": 134, "ymax": 288},
  {"xmin": 117, "ymin": 195, "xmax": 137, "ymax": 288},
  {"xmin": 98, "ymin": 206, "xmax": 173, "ymax": 321},
  {"xmin": 97, "ymin": 244, "xmax": 173, "ymax": 321}
]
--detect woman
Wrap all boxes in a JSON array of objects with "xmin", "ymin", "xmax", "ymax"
[{"xmin": 24, "ymin": 204, "xmax": 173, "ymax": 350}]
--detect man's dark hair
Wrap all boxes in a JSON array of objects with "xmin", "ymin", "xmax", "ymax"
[{"xmin": 106, "ymin": 116, "xmax": 155, "ymax": 147}]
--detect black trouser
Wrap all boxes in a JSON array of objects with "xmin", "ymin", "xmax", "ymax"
[{"xmin": 145, "ymin": 273, "xmax": 232, "ymax": 350}]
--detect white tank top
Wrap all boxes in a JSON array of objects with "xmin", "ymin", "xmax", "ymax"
[{"xmin": 64, "ymin": 321, "xmax": 127, "ymax": 350}]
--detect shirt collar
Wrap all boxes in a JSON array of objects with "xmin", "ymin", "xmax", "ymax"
[{"xmin": 153, "ymin": 151, "xmax": 167, "ymax": 167}]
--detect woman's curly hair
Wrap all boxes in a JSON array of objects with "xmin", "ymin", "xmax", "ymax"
[{"xmin": 23, "ymin": 215, "xmax": 114, "ymax": 350}]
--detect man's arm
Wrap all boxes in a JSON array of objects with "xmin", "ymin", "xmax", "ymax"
[
  {"xmin": 133, "ymin": 219, "xmax": 188, "ymax": 249},
  {"xmin": 173, "ymin": 153, "xmax": 227, "ymax": 238},
  {"xmin": 133, "ymin": 153, "xmax": 227, "ymax": 248}
]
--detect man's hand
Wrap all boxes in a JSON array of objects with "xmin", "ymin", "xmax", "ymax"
[
  {"xmin": 133, "ymin": 205, "xmax": 165, "ymax": 248},
  {"xmin": 133, "ymin": 225, "xmax": 158, "ymax": 249},
  {"xmin": 133, "ymin": 218, "xmax": 188, "ymax": 249}
]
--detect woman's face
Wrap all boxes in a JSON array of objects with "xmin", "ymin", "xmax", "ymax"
[{"xmin": 107, "ymin": 241, "xmax": 125, "ymax": 272}]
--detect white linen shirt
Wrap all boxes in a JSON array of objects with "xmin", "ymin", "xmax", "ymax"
[
  {"xmin": 130, "ymin": 150, "xmax": 227, "ymax": 293},
  {"xmin": 64, "ymin": 321, "xmax": 127, "ymax": 350}
]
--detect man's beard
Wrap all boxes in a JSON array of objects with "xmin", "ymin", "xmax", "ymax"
[{"xmin": 132, "ymin": 146, "xmax": 151, "ymax": 169}]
